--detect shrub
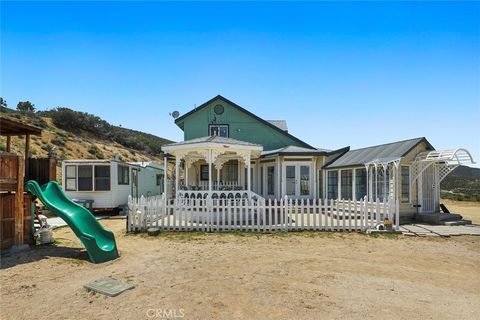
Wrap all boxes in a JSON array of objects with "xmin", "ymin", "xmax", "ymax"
[
  {"xmin": 51, "ymin": 137, "xmax": 65, "ymax": 146},
  {"xmin": 87, "ymin": 145, "xmax": 105, "ymax": 159}
]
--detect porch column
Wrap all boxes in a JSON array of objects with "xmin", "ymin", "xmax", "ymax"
[
  {"xmin": 6, "ymin": 135, "xmax": 11, "ymax": 152},
  {"xmin": 352, "ymin": 168, "xmax": 356, "ymax": 201},
  {"xmin": 366, "ymin": 164, "xmax": 371, "ymax": 201},
  {"xmin": 208, "ymin": 149, "xmax": 212, "ymax": 193},
  {"xmin": 247, "ymin": 155, "xmax": 251, "ymax": 193},
  {"xmin": 185, "ymin": 156, "xmax": 189, "ymax": 187},
  {"xmin": 312, "ymin": 158, "xmax": 317, "ymax": 199},
  {"xmin": 383, "ymin": 165, "xmax": 387, "ymax": 202},
  {"xmin": 217, "ymin": 167, "xmax": 220, "ymax": 189},
  {"xmin": 337, "ymin": 169, "xmax": 342, "ymax": 200},
  {"xmin": 164, "ymin": 155, "xmax": 168, "ymax": 197},
  {"xmin": 175, "ymin": 155, "xmax": 180, "ymax": 197},
  {"xmin": 395, "ymin": 162, "xmax": 400, "ymax": 230},
  {"xmin": 25, "ymin": 134, "xmax": 30, "ymax": 179}
]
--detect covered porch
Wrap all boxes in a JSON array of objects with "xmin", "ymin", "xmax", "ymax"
[{"xmin": 162, "ymin": 136, "xmax": 263, "ymax": 199}]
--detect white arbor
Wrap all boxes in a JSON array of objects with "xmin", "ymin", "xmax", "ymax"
[{"xmin": 410, "ymin": 149, "xmax": 475, "ymax": 213}]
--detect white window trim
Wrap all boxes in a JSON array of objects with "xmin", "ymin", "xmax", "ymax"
[
  {"xmin": 65, "ymin": 165, "xmax": 78, "ymax": 191},
  {"xmin": 208, "ymin": 124, "xmax": 229, "ymax": 137},
  {"xmin": 67, "ymin": 164, "xmax": 112, "ymax": 192}
]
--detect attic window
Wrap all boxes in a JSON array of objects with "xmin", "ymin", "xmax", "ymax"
[
  {"xmin": 214, "ymin": 104, "xmax": 224, "ymax": 115},
  {"xmin": 209, "ymin": 125, "xmax": 228, "ymax": 137}
]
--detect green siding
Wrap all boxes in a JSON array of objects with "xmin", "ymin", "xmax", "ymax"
[{"xmin": 180, "ymin": 98, "xmax": 306, "ymax": 150}]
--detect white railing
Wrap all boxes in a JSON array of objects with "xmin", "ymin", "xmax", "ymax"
[
  {"xmin": 127, "ymin": 195, "xmax": 397, "ymax": 233},
  {"xmin": 177, "ymin": 190, "xmax": 258, "ymax": 201},
  {"xmin": 181, "ymin": 181, "xmax": 241, "ymax": 191}
]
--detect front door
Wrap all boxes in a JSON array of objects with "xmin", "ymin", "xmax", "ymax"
[
  {"xmin": 131, "ymin": 168, "xmax": 139, "ymax": 198},
  {"xmin": 420, "ymin": 165, "xmax": 439, "ymax": 213},
  {"xmin": 283, "ymin": 163, "xmax": 312, "ymax": 199}
]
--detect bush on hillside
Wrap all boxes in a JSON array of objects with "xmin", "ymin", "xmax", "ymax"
[{"xmin": 39, "ymin": 107, "xmax": 170, "ymax": 156}]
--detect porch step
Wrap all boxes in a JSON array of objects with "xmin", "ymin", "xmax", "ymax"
[
  {"xmin": 414, "ymin": 212, "xmax": 464, "ymax": 224},
  {"xmin": 442, "ymin": 219, "xmax": 472, "ymax": 226}
]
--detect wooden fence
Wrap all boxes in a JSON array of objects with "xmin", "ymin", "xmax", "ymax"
[{"xmin": 127, "ymin": 195, "xmax": 398, "ymax": 233}]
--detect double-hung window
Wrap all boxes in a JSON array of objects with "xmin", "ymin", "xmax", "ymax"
[
  {"xmin": 65, "ymin": 165, "xmax": 77, "ymax": 191},
  {"xmin": 95, "ymin": 166, "xmax": 111, "ymax": 191},
  {"xmin": 327, "ymin": 171, "xmax": 338, "ymax": 199},
  {"xmin": 341, "ymin": 170, "xmax": 353, "ymax": 200},
  {"xmin": 118, "ymin": 165, "xmax": 129, "ymax": 185},
  {"xmin": 355, "ymin": 168, "xmax": 367, "ymax": 200},
  {"xmin": 209, "ymin": 125, "xmax": 228, "ymax": 137},
  {"xmin": 401, "ymin": 166, "xmax": 410, "ymax": 203},
  {"xmin": 78, "ymin": 165, "xmax": 93, "ymax": 191},
  {"xmin": 267, "ymin": 166, "xmax": 275, "ymax": 196}
]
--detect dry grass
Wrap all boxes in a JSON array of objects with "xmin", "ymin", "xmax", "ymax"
[
  {"xmin": 1, "ymin": 219, "xmax": 479, "ymax": 320},
  {"xmin": 443, "ymin": 199, "xmax": 480, "ymax": 224}
]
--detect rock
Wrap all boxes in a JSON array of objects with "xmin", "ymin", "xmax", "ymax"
[{"xmin": 147, "ymin": 227, "xmax": 160, "ymax": 236}]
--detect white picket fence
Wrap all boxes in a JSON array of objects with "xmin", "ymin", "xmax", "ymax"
[{"xmin": 127, "ymin": 194, "xmax": 399, "ymax": 233}]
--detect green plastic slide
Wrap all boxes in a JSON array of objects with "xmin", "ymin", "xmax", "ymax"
[{"xmin": 26, "ymin": 180, "xmax": 119, "ymax": 263}]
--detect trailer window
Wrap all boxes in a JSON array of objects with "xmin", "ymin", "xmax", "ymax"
[
  {"xmin": 65, "ymin": 165, "xmax": 77, "ymax": 191},
  {"xmin": 118, "ymin": 165, "xmax": 129, "ymax": 185},
  {"xmin": 78, "ymin": 165, "xmax": 93, "ymax": 191},
  {"xmin": 156, "ymin": 174, "xmax": 162, "ymax": 186},
  {"xmin": 95, "ymin": 166, "xmax": 110, "ymax": 191}
]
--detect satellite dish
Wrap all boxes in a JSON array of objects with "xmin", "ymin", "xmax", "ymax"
[{"xmin": 170, "ymin": 111, "xmax": 180, "ymax": 119}]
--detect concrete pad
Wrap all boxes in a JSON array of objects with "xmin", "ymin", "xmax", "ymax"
[
  {"xmin": 401, "ymin": 224, "xmax": 480, "ymax": 237},
  {"xmin": 84, "ymin": 277, "xmax": 134, "ymax": 297}
]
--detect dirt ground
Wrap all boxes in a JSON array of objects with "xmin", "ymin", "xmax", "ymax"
[
  {"xmin": 1, "ymin": 214, "xmax": 480, "ymax": 320},
  {"xmin": 442, "ymin": 199, "xmax": 480, "ymax": 224}
]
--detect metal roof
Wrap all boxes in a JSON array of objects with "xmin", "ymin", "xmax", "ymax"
[
  {"xmin": 323, "ymin": 137, "xmax": 434, "ymax": 169},
  {"xmin": 261, "ymin": 145, "xmax": 331, "ymax": 157},
  {"xmin": 266, "ymin": 120, "xmax": 288, "ymax": 132}
]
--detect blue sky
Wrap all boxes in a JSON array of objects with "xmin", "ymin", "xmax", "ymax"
[{"xmin": 1, "ymin": 1, "xmax": 479, "ymax": 166}]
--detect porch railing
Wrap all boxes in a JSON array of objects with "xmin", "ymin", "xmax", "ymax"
[
  {"xmin": 180, "ymin": 181, "xmax": 241, "ymax": 191},
  {"xmin": 127, "ymin": 195, "xmax": 397, "ymax": 233}
]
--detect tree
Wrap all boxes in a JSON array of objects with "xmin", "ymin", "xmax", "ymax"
[
  {"xmin": 17, "ymin": 101, "xmax": 36, "ymax": 113},
  {"xmin": 0, "ymin": 97, "xmax": 7, "ymax": 108}
]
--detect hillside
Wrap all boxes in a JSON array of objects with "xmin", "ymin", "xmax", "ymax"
[
  {"xmin": 441, "ymin": 165, "xmax": 480, "ymax": 202},
  {"xmin": 0, "ymin": 106, "xmax": 173, "ymax": 181}
]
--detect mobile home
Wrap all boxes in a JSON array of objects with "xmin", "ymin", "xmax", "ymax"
[{"xmin": 62, "ymin": 159, "xmax": 164, "ymax": 211}]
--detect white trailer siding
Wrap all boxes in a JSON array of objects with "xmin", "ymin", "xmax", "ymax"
[{"xmin": 62, "ymin": 160, "xmax": 164, "ymax": 209}]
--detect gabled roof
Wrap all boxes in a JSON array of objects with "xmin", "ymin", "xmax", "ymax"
[
  {"xmin": 323, "ymin": 137, "xmax": 435, "ymax": 169},
  {"xmin": 175, "ymin": 95, "xmax": 315, "ymax": 149},
  {"xmin": 163, "ymin": 135, "xmax": 262, "ymax": 148}
]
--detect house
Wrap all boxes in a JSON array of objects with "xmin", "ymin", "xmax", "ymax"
[
  {"xmin": 161, "ymin": 95, "xmax": 475, "ymax": 222},
  {"xmin": 61, "ymin": 158, "xmax": 164, "ymax": 211}
]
